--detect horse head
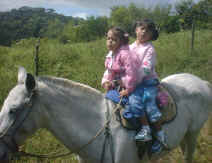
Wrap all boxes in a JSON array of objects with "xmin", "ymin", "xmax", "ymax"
[{"xmin": 0, "ymin": 67, "xmax": 36, "ymax": 161}]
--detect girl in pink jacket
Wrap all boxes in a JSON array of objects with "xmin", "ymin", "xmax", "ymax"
[
  {"xmin": 127, "ymin": 19, "xmax": 165, "ymax": 154},
  {"xmin": 101, "ymin": 27, "xmax": 138, "ymax": 96}
]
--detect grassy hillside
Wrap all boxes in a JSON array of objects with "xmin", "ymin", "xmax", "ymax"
[{"xmin": 0, "ymin": 30, "xmax": 211, "ymax": 162}]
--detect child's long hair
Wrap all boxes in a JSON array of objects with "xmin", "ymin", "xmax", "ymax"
[
  {"xmin": 108, "ymin": 27, "xmax": 129, "ymax": 46},
  {"xmin": 135, "ymin": 19, "xmax": 159, "ymax": 41}
]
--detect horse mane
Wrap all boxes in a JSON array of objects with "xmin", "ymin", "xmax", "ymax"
[{"xmin": 36, "ymin": 76, "xmax": 102, "ymax": 97}]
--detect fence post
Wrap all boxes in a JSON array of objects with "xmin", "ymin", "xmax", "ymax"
[
  {"xmin": 191, "ymin": 19, "xmax": 195, "ymax": 55},
  {"xmin": 34, "ymin": 38, "xmax": 40, "ymax": 76}
]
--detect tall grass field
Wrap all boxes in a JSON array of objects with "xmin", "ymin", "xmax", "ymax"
[{"xmin": 0, "ymin": 30, "xmax": 211, "ymax": 162}]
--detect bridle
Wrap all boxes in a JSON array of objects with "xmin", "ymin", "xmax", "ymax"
[{"xmin": 0, "ymin": 90, "xmax": 121, "ymax": 162}]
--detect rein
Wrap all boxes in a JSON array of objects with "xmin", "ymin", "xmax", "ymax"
[{"xmin": 2, "ymin": 91, "xmax": 123, "ymax": 161}]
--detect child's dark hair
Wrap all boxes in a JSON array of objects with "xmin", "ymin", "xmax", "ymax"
[
  {"xmin": 135, "ymin": 19, "xmax": 159, "ymax": 41},
  {"xmin": 108, "ymin": 27, "xmax": 129, "ymax": 45}
]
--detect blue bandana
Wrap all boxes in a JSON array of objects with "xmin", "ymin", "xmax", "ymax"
[{"xmin": 105, "ymin": 90, "xmax": 129, "ymax": 106}]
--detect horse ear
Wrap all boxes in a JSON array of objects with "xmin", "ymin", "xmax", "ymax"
[
  {"xmin": 18, "ymin": 67, "xmax": 36, "ymax": 92},
  {"xmin": 18, "ymin": 66, "xmax": 27, "ymax": 84},
  {"xmin": 25, "ymin": 73, "xmax": 36, "ymax": 92}
]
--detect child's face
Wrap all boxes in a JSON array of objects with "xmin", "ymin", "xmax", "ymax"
[
  {"xmin": 106, "ymin": 30, "xmax": 121, "ymax": 52},
  {"xmin": 136, "ymin": 25, "xmax": 152, "ymax": 43}
]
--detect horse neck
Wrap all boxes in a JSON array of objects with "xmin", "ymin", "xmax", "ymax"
[{"xmin": 37, "ymin": 78, "xmax": 107, "ymax": 150}]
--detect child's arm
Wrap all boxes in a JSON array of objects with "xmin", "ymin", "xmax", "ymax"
[
  {"xmin": 120, "ymin": 51, "xmax": 138, "ymax": 95},
  {"xmin": 101, "ymin": 70, "xmax": 113, "ymax": 91},
  {"xmin": 140, "ymin": 46, "xmax": 156, "ymax": 77}
]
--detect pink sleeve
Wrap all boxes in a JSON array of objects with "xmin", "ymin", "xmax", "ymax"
[
  {"xmin": 101, "ymin": 58, "xmax": 114, "ymax": 88},
  {"xmin": 120, "ymin": 51, "xmax": 138, "ymax": 93},
  {"xmin": 101, "ymin": 70, "xmax": 111, "ymax": 89},
  {"xmin": 104, "ymin": 58, "xmax": 110, "ymax": 68},
  {"xmin": 141, "ymin": 47, "xmax": 156, "ymax": 75}
]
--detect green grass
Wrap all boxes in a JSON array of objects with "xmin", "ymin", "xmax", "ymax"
[{"xmin": 0, "ymin": 30, "xmax": 212, "ymax": 162}]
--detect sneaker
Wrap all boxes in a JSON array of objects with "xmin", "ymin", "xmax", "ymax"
[
  {"xmin": 151, "ymin": 140, "xmax": 163, "ymax": 154},
  {"xmin": 134, "ymin": 127, "xmax": 152, "ymax": 142}
]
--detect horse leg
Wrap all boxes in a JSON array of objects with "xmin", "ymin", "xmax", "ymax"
[
  {"xmin": 181, "ymin": 131, "xmax": 199, "ymax": 163},
  {"xmin": 180, "ymin": 137, "xmax": 186, "ymax": 156}
]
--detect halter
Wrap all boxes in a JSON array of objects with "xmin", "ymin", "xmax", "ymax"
[{"xmin": 0, "ymin": 90, "xmax": 122, "ymax": 162}]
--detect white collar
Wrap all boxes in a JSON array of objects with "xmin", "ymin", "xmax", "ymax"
[{"xmin": 106, "ymin": 51, "xmax": 113, "ymax": 58}]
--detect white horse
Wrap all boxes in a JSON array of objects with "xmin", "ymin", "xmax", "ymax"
[{"xmin": 0, "ymin": 67, "xmax": 211, "ymax": 163}]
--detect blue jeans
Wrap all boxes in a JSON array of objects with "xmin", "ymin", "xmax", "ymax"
[{"xmin": 123, "ymin": 79, "xmax": 162, "ymax": 123}]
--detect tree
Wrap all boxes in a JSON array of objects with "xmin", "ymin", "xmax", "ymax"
[
  {"xmin": 60, "ymin": 16, "xmax": 109, "ymax": 43},
  {"xmin": 163, "ymin": 15, "xmax": 181, "ymax": 33},
  {"xmin": 43, "ymin": 18, "xmax": 65, "ymax": 38},
  {"xmin": 151, "ymin": 4, "xmax": 172, "ymax": 31},
  {"xmin": 110, "ymin": 3, "xmax": 173, "ymax": 34},
  {"xmin": 0, "ymin": 6, "xmax": 74, "ymax": 46},
  {"xmin": 196, "ymin": 0, "xmax": 212, "ymax": 29},
  {"xmin": 110, "ymin": 6, "xmax": 132, "ymax": 32},
  {"xmin": 175, "ymin": 0, "xmax": 205, "ymax": 29}
]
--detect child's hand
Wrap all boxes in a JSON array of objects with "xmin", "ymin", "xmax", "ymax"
[
  {"xmin": 119, "ymin": 89, "xmax": 129, "ymax": 97},
  {"xmin": 103, "ymin": 81, "xmax": 112, "ymax": 92},
  {"xmin": 117, "ymin": 80, "xmax": 124, "ymax": 87}
]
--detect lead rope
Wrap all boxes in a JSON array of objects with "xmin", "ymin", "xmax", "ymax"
[{"xmin": 100, "ymin": 96, "xmax": 123, "ymax": 163}]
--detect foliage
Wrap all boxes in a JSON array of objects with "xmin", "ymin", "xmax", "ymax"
[
  {"xmin": 110, "ymin": 5, "xmax": 132, "ymax": 33},
  {"xmin": 197, "ymin": 0, "xmax": 212, "ymax": 29},
  {"xmin": 0, "ymin": 1, "xmax": 211, "ymax": 46},
  {"xmin": 0, "ymin": 6, "xmax": 80, "ymax": 46},
  {"xmin": 175, "ymin": 0, "xmax": 211, "ymax": 30},
  {"xmin": 109, "ymin": 0, "xmax": 211, "ymax": 33},
  {"xmin": 162, "ymin": 15, "xmax": 181, "ymax": 33},
  {"xmin": 110, "ymin": 3, "xmax": 172, "ymax": 34},
  {"xmin": 43, "ymin": 18, "xmax": 65, "ymax": 38},
  {"xmin": 60, "ymin": 16, "xmax": 109, "ymax": 44}
]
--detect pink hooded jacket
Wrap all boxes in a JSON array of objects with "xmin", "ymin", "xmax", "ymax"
[
  {"xmin": 130, "ymin": 41, "xmax": 158, "ymax": 83},
  {"xmin": 101, "ymin": 45, "xmax": 138, "ymax": 93}
]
